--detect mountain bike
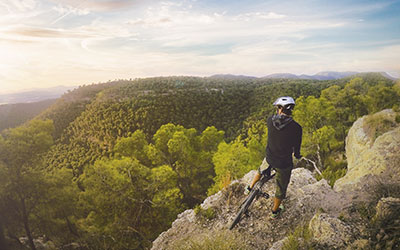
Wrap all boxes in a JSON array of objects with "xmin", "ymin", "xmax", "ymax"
[
  {"xmin": 228, "ymin": 157, "xmax": 319, "ymax": 230},
  {"xmin": 229, "ymin": 170, "xmax": 275, "ymax": 230}
]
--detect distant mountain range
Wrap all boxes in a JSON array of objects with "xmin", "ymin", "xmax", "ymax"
[
  {"xmin": 212, "ymin": 71, "xmax": 398, "ymax": 81},
  {"xmin": 0, "ymin": 85, "xmax": 77, "ymax": 105},
  {"xmin": 263, "ymin": 71, "xmax": 400, "ymax": 80},
  {"xmin": 263, "ymin": 71, "xmax": 359, "ymax": 80},
  {"xmin": 1, "ymin": 72, "xmax": 397, "ymax": 105}
]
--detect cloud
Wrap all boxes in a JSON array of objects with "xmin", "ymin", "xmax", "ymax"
[
  {"xmin": 3, "ymin": 25, "xmax": 91, "ymax": 38},
  {"xmin": 50, "ymin": 0, "xmax": 147, "ymax": 24},
  {"xmin": 2, "ymin": 0, "xmax": 37, "ymax": 12},
  {"xmin": 89, "ymin": 0, "xmax": 143, "ymax": 11},
  {"xmin": 53, "ymin": 4, "xmax": 90, "ymax": 16},
  {"xmin": 1, "ymin": 0, "xmax": 398, "ymax": 93},
  {"xmin": 125, "ymin": 17, "xmax": 173, "ymax": 27},
  {"xmin": 0, "ymin": 37, "xmax": 36, "ymax": 43},
  {"xmin": 49, "ymin": 0, "xmax": 141, "ymax": 12},
  {"xmin": 125, "ymin": 1, "xmax": 215, "ymax": 29},
  {"xmin": 235, "ymin": 11, "xmax": 286, "ymax": 21}
]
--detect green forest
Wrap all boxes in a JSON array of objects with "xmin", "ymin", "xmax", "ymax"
[
  {"xmin": 1, "ymin": 73, "xmax": 399, "ymax": 250},
  {"xmin": 0, "ymin": 99, "xmax": 56, "ymax": 132}
]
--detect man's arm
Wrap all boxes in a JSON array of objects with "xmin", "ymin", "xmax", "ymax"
[{"xmin": 293, "ymin": 126, "xmax": 302, "ymax": 159}]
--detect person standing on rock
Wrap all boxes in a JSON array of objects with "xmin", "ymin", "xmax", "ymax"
[{"xmin": 245, "ymin": 96, "xmax": 302, "ymax": 218}]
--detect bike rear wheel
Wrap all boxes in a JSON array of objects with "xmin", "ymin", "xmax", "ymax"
[{"xmin": 229, "ymin": 190, "xmax": 258, "ymax": 230}]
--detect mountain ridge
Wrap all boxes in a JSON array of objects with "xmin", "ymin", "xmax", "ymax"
[
  {"xmin": 0, "ymin": 85, "xmax": 77, "ymax": 105},
  {"xmin": 1, "ymin": 72, "xmax": 397, "ymax": 105},
  {"xmin": 211, "ymin": 71, "xmax": 397, "ymax": 81},
  {"xmin": 264, "ymin": 71, "xmax": 359, "ymax": 80}
]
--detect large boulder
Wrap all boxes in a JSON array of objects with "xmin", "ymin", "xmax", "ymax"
[
  {"xmin": 334, "ymin": 109, "xmax": 400, "ymax": 192},
  {"xmin": 287, "ymin": 169, "xmax": 349, "ymax": 216},
  {"xmin": 309, "ymin": 213, "xmax": 356, "ymax": 248}
]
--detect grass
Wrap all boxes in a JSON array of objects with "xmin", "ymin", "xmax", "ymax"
[
  {"xmin": 171, "ymin": 230, "xmax": 247, "ymax": 250},
  {"xmin": 207, "ymin": 171, "xmax": 232, "ymax": 196},
  {"xmin": 363, "ymin": 113, "xmax": 397, "ymax": 142},
  {"xmin": 354, "ymin": 180, "xmax": 400, "ymax": 250},
  {"xmin": 282, "ymin": 223, "xmax": 314, "ymax": 250},
  {"xmin": 194, "ymin": 205, "xmax": 216, "ymax": 221}
]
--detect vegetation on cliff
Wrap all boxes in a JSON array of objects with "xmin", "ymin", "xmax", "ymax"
[{"xmin": 0, "ymin": 73, "xmax": 399, "ymax": 249}]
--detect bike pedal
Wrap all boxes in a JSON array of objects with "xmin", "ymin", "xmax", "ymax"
[{"xmin": 261, "ymin": 193, "xmax": 270, "ymax": 199}]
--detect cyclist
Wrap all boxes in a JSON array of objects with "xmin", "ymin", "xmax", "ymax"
[{"xmin": 246, "ymin": 96, "xmax": 302, "ymax": 218}]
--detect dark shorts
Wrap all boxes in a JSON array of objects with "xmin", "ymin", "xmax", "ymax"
[
  {"xmin": 274, "ymin": 166, "xmax": 292, "ymax": 200},
  {"xmin": 258, "ymin": 159, "xmax": 292, "ymax": 200}
]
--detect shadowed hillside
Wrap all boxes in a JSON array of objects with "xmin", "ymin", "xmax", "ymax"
[{"xmin": 0, "ymin": 99, "xmax": 56, "ymax": 132}]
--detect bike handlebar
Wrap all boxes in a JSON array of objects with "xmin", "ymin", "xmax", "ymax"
[{"xmin": 299, "ymin": 157, "xmax": 322, "ymax": 176}]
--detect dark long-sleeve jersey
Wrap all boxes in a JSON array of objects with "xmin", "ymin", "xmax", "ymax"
[{"xmin": 265, "ymin": 115, "xmax": 302, "ymax": 169}]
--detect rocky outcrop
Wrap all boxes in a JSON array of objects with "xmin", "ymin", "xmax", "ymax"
[
  {"xmin": 334, "ymin": 109, "xmax": 400, "ymax": 192},
  {"xmin": 19, "ymin": 236, "xmax": 57, "ymax": 250},
  {"xmin": 152, "ymin": 109, "xmax": 400, "ymax": 250},
  {"xmin": 151, "ymin": 168, "xmax": 352, "ymax": 250},
  {"xmin": 309, "ymin": 213, "xmax": 356, "ymax": 249},
  {"xmin": 374, "ymin": 197, "xmax": 400, "ymax": 221}
]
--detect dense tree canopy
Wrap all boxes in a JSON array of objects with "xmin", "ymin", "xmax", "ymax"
[
  {"xmin": 0, "ymin": 73, "xmax": 399, "ymax": 249},
  {"xmin": 0, "ymin": 120, "xmax": 55, "ymax": 249}
]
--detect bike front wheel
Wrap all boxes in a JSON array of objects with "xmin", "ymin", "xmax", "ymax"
[{"xmin": 229, "ymin": 190, "xmax": 258, "ymax": 230}]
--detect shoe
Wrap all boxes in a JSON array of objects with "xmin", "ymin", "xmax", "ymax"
[
  {"xmin": 270, "ymin": 204, "xmax": 284, "ymax": 219},
  {"xmin": 244, "ymin": 185, "xmax": 252, "ymax": 195}
]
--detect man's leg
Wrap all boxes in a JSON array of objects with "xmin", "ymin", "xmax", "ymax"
[
  {"xmin": 249, "ymin": 172, "xmax": 261, "ymax": 189},
  {"xmin": 272, "ymin": 197, "xmax": 282, "ymax": 212},
  {"xmin": 272, "ymin": 167, "xmax": 292, "ymax": 213},
  {"xmin": 249, "ymin": 158, "xmax": 268, "ymax": 189}
]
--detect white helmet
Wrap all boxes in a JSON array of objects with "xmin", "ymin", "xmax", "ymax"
[{"xmin": 273, "ymin": 96, "xmax": 295, "ymax": 110}]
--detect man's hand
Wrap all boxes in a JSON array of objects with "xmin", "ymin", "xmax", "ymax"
[
  {"xmin": 295, "ymin": 154, "xmax": 302, "ymax": 160},
  {"xmin": 293, "ymin": 156, "xmax": 303, "ymax": 167},
  {"xmin": 244, "ymin": 185, "xmax": 252, "ymax": 195}
]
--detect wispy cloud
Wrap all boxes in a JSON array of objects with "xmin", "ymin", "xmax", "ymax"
[
  {"xmin": 53, "ymin": 4, "xmax": 89, "ymax": 16},
  {"xmin": 50, "ymin": 0, "xmax": 90, "ymax": 25},
  {"xmin": 2, "ymin": 0, "xmax": 37, "ymax": 12},
  {"xmin": 4, "ymin": 25, "xmax": 91, "ymax": 38},
  {"xmin": 49, "ymin": 0, "xmax": 141, "ymax": 12},
  {"xmin": 235, "ymin": 11, "xmax": 286, "ymax": 21}
]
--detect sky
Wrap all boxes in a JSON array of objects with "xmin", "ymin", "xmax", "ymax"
[{"xmin": 0, "ymin": 0, "xmax": 399, "ymax": 93}]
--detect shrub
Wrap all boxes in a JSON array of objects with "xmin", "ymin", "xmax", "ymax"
[
  {"xmin": 316, "ymin": 156, "xmax": 347, "ymax": 187},
  {"xmin": 194, "ymin": 205, "xmax": 216, "ymax": 221},
  {"xmin": 396, "ymin": 114, "xmax": 400, "ymax": 123}
]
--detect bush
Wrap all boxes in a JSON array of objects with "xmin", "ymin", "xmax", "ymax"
[
  {"xmin": 194, "ymin": 205, "xmax": 216, "ymax": 221},
  {"xmin": 396, "ymin": 114, "xmax": 400, "ymax": 123},
  {"xmin": 316, "ymin": 156, "xmax": 347, "ymax": 187}
]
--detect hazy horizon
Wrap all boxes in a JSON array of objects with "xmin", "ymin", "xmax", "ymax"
[{"xmin": 1, "ymin": 0, "xmax": 399, "ymax": 93}]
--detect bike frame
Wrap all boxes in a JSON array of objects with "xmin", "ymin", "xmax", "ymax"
[{"xmin": 229, "ymin": 172, "xmax": 275, "ymax": 230}]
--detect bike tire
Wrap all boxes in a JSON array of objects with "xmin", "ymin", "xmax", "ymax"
[{"xmin": 229, "ymin": 189, "xmax": 258, "ymax": 230}]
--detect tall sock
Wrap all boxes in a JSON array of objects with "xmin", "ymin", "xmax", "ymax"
[{"xmin": 272, "ymin": 197, "xmax": 281, "ymax": 212}]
